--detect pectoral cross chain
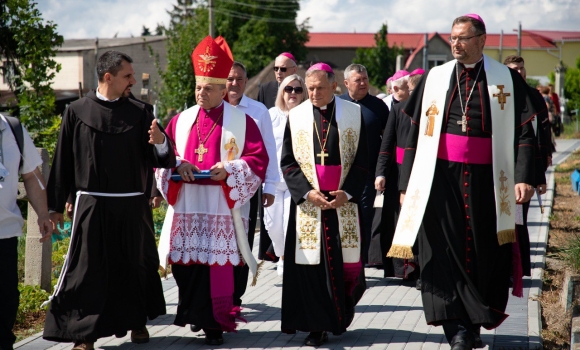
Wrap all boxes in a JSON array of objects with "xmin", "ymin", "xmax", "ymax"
[
  {"xmin": 195, "ymin": 144, "xmax": 208, "ymax": 162},
  {"xmin": 317, "ymin": 150, "xmax": 329, "ymax": 166},
  {"xmin": 457, "ymin": 115, "xmax": 468, "ymax": 133}
]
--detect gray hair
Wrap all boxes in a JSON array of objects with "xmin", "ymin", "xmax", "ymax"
[
  {"xmin": 232, "ymin": 61, "xmax": 247, "ymax": 78},
  {"xmin": 392, "ymin": 76, "xmax": 408, "ymax": 88},
  {"xmin": 275, "ymin": 74, "xmax": 306, "ymax": 111},
  {"xmin": 344, "ymin": 64, "xmax": 367, "ymax": 80},
  {"xmin": 305, "ymin": 68, "xmax": 335, "ymax": 84},
  {"xmin": 97, "ymin": 50, "xmax": 133, "ymax": 82}
]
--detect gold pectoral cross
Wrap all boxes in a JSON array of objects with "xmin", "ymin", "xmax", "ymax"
[
  {"xmin": 457, "ymin": 114, "xmax": 468, "ymax": 132},
  {"xmin": 317, "ymin": 150, "xmax": 329, "ymax": 166},
  {"xmin": 195, "ymin": 144, "xmax": 208, "ymax": 162},
  {"xmin": 493, "ymin": 85, "xmax": 511, "ymax": 110}
]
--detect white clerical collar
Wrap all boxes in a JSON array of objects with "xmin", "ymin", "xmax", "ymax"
[
  {"xmin": 319, "ymin": 96, "xmax": 335, "ymax": 110},
  {"xmin": 204, "ymin": 101, "xmax": 224, "ymax": 113},
  {"xmin": 463, "ymin": 56, "xmax": 484, "ymax": 69},
  {"xmin": 96, "ymin": 88, "xmax": 120, "ymax": 102}
]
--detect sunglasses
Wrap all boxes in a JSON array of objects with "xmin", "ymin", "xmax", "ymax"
[
  {"xmin": 283, "ymin": 86, "xmax": 303, "ymax": 94},
  {"xmin": 274, "ymin": 66, "xmax": 289, "ymax": 72}
]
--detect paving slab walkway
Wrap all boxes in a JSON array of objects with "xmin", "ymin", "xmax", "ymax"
[{"xmin": 15, "ymin": 139, "xmax": 580, "ymax": 350}]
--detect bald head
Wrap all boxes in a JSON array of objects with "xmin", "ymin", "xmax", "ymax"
[{"xmin": 274, "ymin": 54, "xmax": 297, "ymax": 83}]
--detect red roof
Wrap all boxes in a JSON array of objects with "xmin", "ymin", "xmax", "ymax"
[
  {"xmin": 306, "ymin": 31, "xmax": 580, "ymax": 50},
  {"xmin": 524, "ymin": 30, "xmax": 580, "ymax": 41},
  {"xmin": 306, "ymin": 33, "xmax": 426, "ymax": 49}
]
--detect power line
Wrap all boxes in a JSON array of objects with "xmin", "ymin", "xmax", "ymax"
[
  {"xmin": 215, "ymin": 0, "xmax": 299, "ymax": 11},
  {"xmin": 212, "ymin": 8, "xmax": 297, "ymax": 23}
]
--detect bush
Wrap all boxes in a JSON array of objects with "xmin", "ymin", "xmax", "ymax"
[{"xmin": 15, "ymin": 284, "xmax": 49, "ymax": 325}]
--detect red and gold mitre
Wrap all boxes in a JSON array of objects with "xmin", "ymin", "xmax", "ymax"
[{"xmin": 191, "ymin": 35, "xmax": 234, "ymax": 84}]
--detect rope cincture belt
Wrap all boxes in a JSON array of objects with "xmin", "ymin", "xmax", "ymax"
[{"xmin": 41, "ymin": 191, "xmax": 144, "ymax": 308}]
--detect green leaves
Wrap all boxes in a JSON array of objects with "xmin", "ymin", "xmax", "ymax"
[
  {"xmin": 154, "ymin": 0, "xmax": 309, "ymax": 115},
  {"xmin": 353, "ymin": 23, "xmax": 402, "ymax": 89},
  {"xmin": 0, "ymin": 0, "xmax": 63, "ymax": 151}
]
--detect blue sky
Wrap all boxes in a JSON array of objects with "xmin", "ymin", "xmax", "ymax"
[{"xmin": 37, "ymin": 0, "xmax": 580, "ymax": 39}]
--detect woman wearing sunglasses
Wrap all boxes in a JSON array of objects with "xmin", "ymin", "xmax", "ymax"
[{"xmin": 264, "ymin": 74, "xmax": 307, "ymax": 276}]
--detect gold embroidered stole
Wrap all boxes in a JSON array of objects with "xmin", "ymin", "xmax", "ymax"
[
  {"xmin": 388, "ymin": 55, "xmax": 516, "ymax": 259},
  {"xmin": 288, "ymin": 98, "xmax": 362, "ymax": 265}
]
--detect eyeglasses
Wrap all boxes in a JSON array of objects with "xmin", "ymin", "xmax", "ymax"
[
  {"xmin": 283, "ymin": 86, "xmax": 303, "ymax": 94},
  {"xmin": 274, "ymin": 66, "xmax": 293, "ymax": 72},
  {"xmin": 448, "ymin": 34, "xmax": 483, "ymax": 44}
]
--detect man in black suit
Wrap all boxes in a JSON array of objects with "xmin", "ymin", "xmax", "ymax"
[{"xmin": 257, "ymin": 52, "xmax": 297, "ymax": 109}]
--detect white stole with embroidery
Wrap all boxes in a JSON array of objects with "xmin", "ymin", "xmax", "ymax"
[
  {"xmin": 388, "ymin": 55, "xmax": 516, "ymax": 259},
  {"xmin": 288, "ymin": 98, "xmax": 362, "ymax": 265}
]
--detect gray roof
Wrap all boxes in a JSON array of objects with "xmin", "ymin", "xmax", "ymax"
[{"xmin": 59, "ymin": 36, "xmax": 166, "ymax": 52}]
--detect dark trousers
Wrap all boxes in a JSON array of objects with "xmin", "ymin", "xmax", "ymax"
[
  {"xmin": 0, "ymin": 237, "xmax": 18, "ymax": 350},
  {"xmin": 360, "ymin": 181, "xmax": 376, "ymax": 265}
]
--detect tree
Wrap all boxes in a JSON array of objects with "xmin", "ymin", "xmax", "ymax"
[
  {"xmin": 153, "ymin": 7, "xmax": 208, "ymax": 117},
  {"xmin": 353, "ymin": 23, "xmax": 402, "ymax": 89},
  {"xmin": 212, "ymin": 0, "xmax": 309, "ymax": 76},
  {"xmin": 141, "ymin": 25, "xmax": 151, "ymax": 36},
  {"xmin": 155, "ymin": 23, "xmax": 165, "ymax": 36},
  {"xmin": 564, "ymin": 56, "xmax": 580, "ymax": 113},
  {"xmin": 0, "ymin": 0, "xmax": 63, "ymax": 150},
  {"xmin": 153, "ymin": 0, "xmax": 309, "ymax": 114},
  {"xmin": 167, "ymin": 0, "xmax": 196, "ymax": 27}
]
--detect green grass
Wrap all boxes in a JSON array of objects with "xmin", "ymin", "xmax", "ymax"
[{"xmin": 559, "ymin": 120, "xmax": 580, "ymax": 139}]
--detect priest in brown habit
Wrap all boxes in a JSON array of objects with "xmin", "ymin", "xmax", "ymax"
[
  {"xmin": 279, "ymin": 63, "xmax": 368, "ymax": 346},
  {"xmin": 390, "ymin": 14, "xmax": 536, "ymax": 350}
]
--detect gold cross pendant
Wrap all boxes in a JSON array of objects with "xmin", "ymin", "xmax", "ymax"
[
  {"xmin": 317, "ymin": 150, "xmax": 329, "ymax": 166},
  {"xmin": 195, "ymin": 144, "xmax": 208, "ymax": 162}
]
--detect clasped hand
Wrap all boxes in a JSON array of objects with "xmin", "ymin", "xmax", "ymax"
[{"xmin": 307, "ymin": 189, "xmax": 348, "ymax": 210}]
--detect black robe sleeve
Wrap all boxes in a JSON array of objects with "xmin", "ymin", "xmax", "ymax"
[
  {"xmin": 399, "ymin": 75, "xmax": 427, "ymax": 192},
  {"xmin": 141, "ymin": 108, "xmax": 176, "ymax": 169},
  {"xmin": 375, "ymin": 106, "xmax": 397, "ymax": 178},
  {"xmin": 511, "ymin": 70, "xmax": 536, "ymax": 186},
  {"xmin": 47, "ymin": 107, "xmax": 76, "ymax": 213}
]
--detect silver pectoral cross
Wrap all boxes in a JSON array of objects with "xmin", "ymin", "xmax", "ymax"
[{"xmin": 457, "ymin": 115, "xmax": 468, "ymax": 133}]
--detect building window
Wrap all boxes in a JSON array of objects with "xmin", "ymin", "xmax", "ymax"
[{"xmin": 428, "ymin": 54, "xmax": 447, "ymax": 68}]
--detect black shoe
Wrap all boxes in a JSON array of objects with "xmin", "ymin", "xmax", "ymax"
[
  {"xmin": 415, "ymin": 278, "xmax": 422, "ymax": 290},
  {"xmin": 190, "ymin": 324, "xmax": 202, "ymax": 332},
  {"xmin": 450, "ymin": 334, "xmax": 474, "ymax": 350},
  {"xmin": 204, "ymin": 330, "xmax": 224, "ymax": 345},
  {"xmin": 304, "ymin": 331, "xmax": 328, "ymax": 347}
]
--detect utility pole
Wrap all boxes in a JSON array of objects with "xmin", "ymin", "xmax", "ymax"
[
  {"xmin": 499, "ymin": 30, "xmax": 503, "ymax": 62},
  {"xmin": 517, "ymin": 22, "xmax": 521, "ymax": 57},
  {"xmin": 422, "ymin": 33, "xmax": 428, "ymax": 70},
  {"xmin": 209, "ymin": 0, "xmax": 215, "ymax": 38}
]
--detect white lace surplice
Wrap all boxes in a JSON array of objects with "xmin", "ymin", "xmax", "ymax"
[{"xmin": 156, "ymin": 160, "xmax": 261, "ymax": 266}]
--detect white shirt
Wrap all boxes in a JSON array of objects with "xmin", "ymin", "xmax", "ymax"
[
  {"xmin": 268, "ymin": 106, "xmax": 288, "ymax": 184},
  {"xmin": 382, "ymin": 94, "xmax": 393, "ymax": 109},
  {"xmin": 0, "ymin": 114, "xmax": 43, "ymax": 239},
  {"xmin": 232, "ymin": 94, "xmax": 279, "ymax": 195},
  {"xmin": 96, "ymin": 88, "xmax": 169, "ymax": 154}
]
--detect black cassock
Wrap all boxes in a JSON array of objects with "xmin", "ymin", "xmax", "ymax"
[
  {"xmin": 400, "ymin": 61, "xmax": 536, "ymax": 329},
  {"xmin": 280, "ymin": 99, "xmax": 369, "ymax": 335},
  {"xmin": 516, "ymin": 85, "xmax": 552, "ymax": 276},
  {"xmin": 371, "ymin": 100, "xmax": 416, "ymax": 277},
  {"xmin": 44, "ymin": 91, "xmax": 176, "ymax": 342}
]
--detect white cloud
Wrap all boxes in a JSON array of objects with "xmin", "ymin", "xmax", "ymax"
[{"xmin": 37, "ymin": 0, "xmax": 579, "ymax": 39}]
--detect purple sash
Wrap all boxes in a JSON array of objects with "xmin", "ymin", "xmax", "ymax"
[
  {"xmin": 316, "ymin": 165, "xmax": 341, "ymax": 191},
  {"xmin": 437, "ymin": 133, "xmax": 492, "ymax": 164}
]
